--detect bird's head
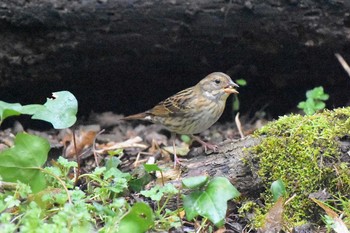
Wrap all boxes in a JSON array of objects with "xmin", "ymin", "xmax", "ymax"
[{"xmin": 196, "ymin": 72, "xmax": 239, "ymax": 101}]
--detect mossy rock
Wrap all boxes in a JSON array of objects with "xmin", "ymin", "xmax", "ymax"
[{"xmin": 250, "ymin": 107, "xmax": 350, "ymax": 227}]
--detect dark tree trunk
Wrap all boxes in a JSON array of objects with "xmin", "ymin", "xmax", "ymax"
[{"xmin": 0, "ymin": 0, "xmax": 349, "ymax": 117}]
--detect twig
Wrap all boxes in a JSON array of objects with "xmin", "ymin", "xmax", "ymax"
[
  {"xmin": 72, "ymin": 130, "xmax": 80, "ymax": 186},
  {"xmin": 235, "ymin": 112, "xmax": 245, "ymax": 138},
  {"xmin": 92, "ymin": 129, "xmax": 105, "ymax": 167},
  {"xmin": 284, "ymin": 193, "xmax": 297, "ymax": 206},
  {"xmin": 335, "ymin": 53, "xmax": 350, "ymax": 78}
]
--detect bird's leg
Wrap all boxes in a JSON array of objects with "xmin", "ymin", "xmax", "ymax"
[
  {"xmin": 191, "ymin": 135, "xmax": 218, "ymax": 152},
  {"xmin": 171, "ymin": 132, "xmax": 180, "ymax": 168}
]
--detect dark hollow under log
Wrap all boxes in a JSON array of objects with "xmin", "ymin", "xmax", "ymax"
[{"xmin": 0, "ymin": 0, "xmax": 349, "ymax": 118}]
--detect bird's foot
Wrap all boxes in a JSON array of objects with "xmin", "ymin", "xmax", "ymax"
[
  {"xmin": 202, "ymin": 142, "xmax": 219, "ymax": 152},
  {"xmin": 191, "ymin": 135, "xmax": 219, "ymax": 152}
]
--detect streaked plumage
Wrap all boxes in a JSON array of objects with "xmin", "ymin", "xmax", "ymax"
[{"xmin": 123, "ymin": 72, "xmax": 239, "ymax": 152}]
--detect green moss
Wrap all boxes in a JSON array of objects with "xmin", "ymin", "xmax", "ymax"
[{"xmin": 251, "ymin": 107, "xmax": 350, "ymax": 226}]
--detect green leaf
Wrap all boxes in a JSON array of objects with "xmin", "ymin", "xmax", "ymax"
[
  {"xmin": 143, "ymin": 164, "xmax": 162, "ymax": 173},
  {"xmin": 107, "ymin": 148, "xmax": 124, "ymax": 156},
  {"xmin": 0, "ymin": 91, "xmax": 78, "ymax": 128},
  {"xmin": 140, "ymin": 183, "xmax": 178, "ymax": 201},
  {"xmin": 105, "ymin": 157, "xmax": 122, "ymax": 170},
  {"xmin": 235, "ymin": 79, "xmax": 247, "ymax": 86},
  {"xmin": 318, "ymin": 93, "xmax": 329, "ymax": 101},
  {"xmin": 183, "ymin": 191, "xmax": 202, "ymax": 220},
  {"xmin": 233, "ymin": 97, "xmax": 240, "ymax": 111},
  {"xmin": 183, "ymin": 177, "xmax": 240, "ymax": 226},
  {"xmin": 129, "ymin": 173, "xmax": 153, "ymax": 192},
  {"xmin": 118, "ymin": 202, "xmax": 154, "ymax": 233},
  {"xmin": 298, "ymin": 86, "xmax": 329, "ymax": 115},
  {"xmin": 0, "ymin": 101, "xmax": 22, "ymax": 123},
  {"xmin": 270, "ymin": 179, "xmax": 286, "ymax": 202},
  {"xmin": 297, "ymin": 101, "xmax": 306, "ymax": 109},
  {"xmin": 306, "ymin": 87, "xmax": 328, "ymax": 100},
  {"xmin": 298, "ymin": 99, "xmax": 316, "ymax": 115},
  {"xmin": 31, "ymin": 91, "xmax": 78, "ymax": 129},
  {"xmin": 314, "ymin": 101, "xmax": 326, "ymax": 110},
  {"xmin": 182, "ymin": 176, "xmax": 208, "ymax": 189},
  {"xmin": 180, "ymin": 135, "xmax": 191, "ymax": 144},
  {"xmin": 0, "ymin": 133, "xmax": 50, "ymax": 192}
]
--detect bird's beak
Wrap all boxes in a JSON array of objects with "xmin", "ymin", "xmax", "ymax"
[{"xmin": 223, "ymin": 82, "xmax": 239, "ymax": 94}]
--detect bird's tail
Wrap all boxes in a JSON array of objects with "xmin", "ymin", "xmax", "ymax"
[{"xmin": 121, "ymin": 112, "xmax": 148, "ymax": 120}]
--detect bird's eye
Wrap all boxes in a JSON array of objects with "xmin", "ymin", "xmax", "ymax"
[{"xmin": 214, "ymin": 79, "xmax": 221, "ymax": 84}]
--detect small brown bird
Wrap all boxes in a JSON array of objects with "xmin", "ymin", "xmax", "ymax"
[{"xmin": 123, "ymin": 72, "xmax": 239, "ymax": 161}]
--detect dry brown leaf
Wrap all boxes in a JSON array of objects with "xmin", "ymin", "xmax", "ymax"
[
  {"xmin": 95, "ymin": 136, "xmax": 148, "ymax": 153},
  {"xmin": 259, "ymin": 197, "xmax": 284, "ymax": 233},
  {"xmin": 62, "ymin": 130, "xmax": 97, "ymax": 158},
  {"xmin": 311, "ymin": 198, "xmax": 350, "ymax": 233}
]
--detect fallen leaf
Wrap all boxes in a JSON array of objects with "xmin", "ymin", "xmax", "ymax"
[{"xmin": 259, "ymin": 197, "xmax": 284, "ymax": 233}]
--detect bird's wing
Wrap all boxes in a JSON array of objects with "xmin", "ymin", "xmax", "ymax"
[{"xmin": 149, "ymin": 87, "xmax": 193, "ymax": 117}]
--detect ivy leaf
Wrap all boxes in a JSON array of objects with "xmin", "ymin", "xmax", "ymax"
[
  {"xmin": 31, "ymin": 91, "xmax": 78, "ymax": 129},
  {"xmin": 183, "ymin": 177, "xmax": 240, "ymax": 226},
  {"xmin": 118, "ymin": 202, "xmax": 154, "ymax": 233},
  {"xmin": 0, "ymin": 102, "xmax": 22, "ymax": 124},
  {"xmin": 0, "ymin": 133, "xmax": 50, "ymax": 193},
  {"xmin": 182, "ymin": 176, "xmax": 208, "ymax": 189},
  {"xmin": 0, "ymin": 91, "xmax": 78, "ymax": 129}
]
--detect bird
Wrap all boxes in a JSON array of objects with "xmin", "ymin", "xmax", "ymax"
[{"xmin": 122, "ymin": 72, "xmax": 239, "ymax": 164}]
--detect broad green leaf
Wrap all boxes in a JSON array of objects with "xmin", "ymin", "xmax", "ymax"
[
  {"xmin": 270, "ymin": 179, "xmax": 286, "ymax": 202},
  {"xmin": 183, "ymin": 177, "xmax": 240, "ymax": 226},
  {"xmin": 183, "ymin": 191, "xmax": 202, "ymax": 220},
  {"xmin": 0, "ymin": 101, "xmax": 22, "ymax": 123},
  {"xmin": 182, "ymin": 176, "xmax": 208, "ymax": 189},
  {"xmin": 118, "ymin": 202, "xmax": 154, "ymax": 233},
  {"xmin": 0, "ymin": 91, "xmax": 78, "ymax": 128},
  {"xmin": 31, "ymin": 91, "xmax": 78, "ymax": 129},
  {"xmin": 0, "ymin": 133, "xmax": 50, "ymax": 192},
  {"xmin": 20, "ymin": 104, "xmax": 45, "ymax": 115}
]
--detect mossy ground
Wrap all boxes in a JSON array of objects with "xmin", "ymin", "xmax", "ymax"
[{"xmin": 249, "ymin": 107, "xmax": 350, "ymax": 227}]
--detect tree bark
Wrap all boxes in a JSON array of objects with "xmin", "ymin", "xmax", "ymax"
[
  {"xmin": 0, "ymin": 0, "xmax": 349, "ymax": 116},
  {"xmin": 182, "ymin": 135, "xmax": 350, "ymax": 194}
]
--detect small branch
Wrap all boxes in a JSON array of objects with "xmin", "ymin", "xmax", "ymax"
[
  {"xmin": 335, "ymin": 53, "xmax": 350, "ymax": 78},
  {"xmin": 235, "ymin": 112, "xmax": 245, "ymax": 138},
  {"xmin": 72, "ymin": 130, "xmax": 80, "ymax": 186}
]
